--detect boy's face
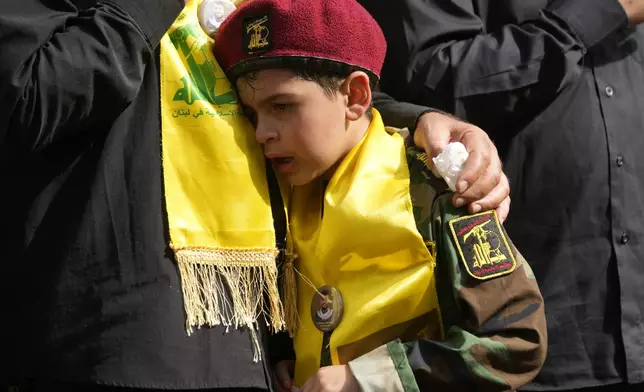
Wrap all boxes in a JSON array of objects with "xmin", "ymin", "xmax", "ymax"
[{"xmin": 237, "ymin": 69, "xmax": 353, "ymax": 185}]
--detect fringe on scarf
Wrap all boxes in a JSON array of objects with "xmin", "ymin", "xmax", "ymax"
[
  {"xmin": 280, "ymin": 251, "xmax": 299, "ymax": 337},
  {"xmin": 174, "ymin": 247, "xmax": 284, "ymax": 362}
]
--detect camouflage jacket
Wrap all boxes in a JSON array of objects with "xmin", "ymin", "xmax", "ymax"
[{"xmin": 346, "ymin": 147, "xmax": 547, "ymax": 391}]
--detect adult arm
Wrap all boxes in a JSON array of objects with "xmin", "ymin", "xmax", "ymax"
[
  {"xmin": 0, "ymin": 0, "xmax": 184, "ymax": 153},
  {"xmin": 361, "ymin": 0, "xmax": 628, "ymax": 132}
]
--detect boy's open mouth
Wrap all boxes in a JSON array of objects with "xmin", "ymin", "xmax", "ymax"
[
  {"xmin": 270, "ymin": 157, "xmax": 296, "ymax": 173},
  {"xmin": 272, "ymin": 157, "xmax": 294, "ymax": 165}
]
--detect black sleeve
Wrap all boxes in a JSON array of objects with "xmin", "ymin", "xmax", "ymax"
[
  {"xmin": 361, "ymin": 0, "xmax": 628, "ymax": 133},
  {"xmin": 373, "ymin": 90, "xmax": 436, "ymax": 131},
  {"xmin": 266, "ymin": 331, "xmax": 296, "ymax": 366},
  {"xmin": 0, "ymin": 0, "xmax": 183, "ymax": 153}
]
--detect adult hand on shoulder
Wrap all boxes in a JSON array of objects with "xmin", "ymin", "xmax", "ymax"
[
  {"xmin": 414, "ymin": 111, "xmax": 511, "ymax": 222},
  {"xmin": 619, "ymin": 0, "xmax": 644, "ymax": 25},
  {"xmin": 299, "ymin": 365, "xmax": 360, "ymax": 392}
]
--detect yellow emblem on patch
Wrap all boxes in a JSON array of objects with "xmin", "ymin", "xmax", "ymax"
[
  {"xmin": 243, "ymin": 14, "xmax": 271, "ymax": 54},
  {"xmin": 448, "ymin": 210, "xmax": 517, "ymax": 280}
]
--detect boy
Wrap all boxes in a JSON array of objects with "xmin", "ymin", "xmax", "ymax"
[{"xmin": 213, "ymin": 0, "xmax": 547, "ymax": 391}]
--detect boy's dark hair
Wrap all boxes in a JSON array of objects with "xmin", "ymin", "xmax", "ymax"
[{"xmin": 236, "ymin": 59, "xmax": 378, "ymax": 119}]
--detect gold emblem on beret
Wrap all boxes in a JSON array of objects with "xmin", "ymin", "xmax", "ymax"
[{"xmin": 243, "ymin": 14, "xmax": 272, "ymax": 54}]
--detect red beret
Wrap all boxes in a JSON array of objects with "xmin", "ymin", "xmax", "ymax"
[{"xmin": 212, "ymin": 0, "xmax": 386, "ymax": 82}]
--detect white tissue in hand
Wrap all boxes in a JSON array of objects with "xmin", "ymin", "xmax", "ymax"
[{"xmin": 432, "ymin": 142, "xmax": 469, "ymax": 192}]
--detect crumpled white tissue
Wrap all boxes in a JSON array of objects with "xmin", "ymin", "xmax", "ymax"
[{"xmin": 432, "ymin": 142, "xmax": 469, "ymax": 192}]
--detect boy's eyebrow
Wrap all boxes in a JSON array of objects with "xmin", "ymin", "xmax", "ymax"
[{"xmin": 259, "ymin": 92, "xmax": 299, "ymax": 104}]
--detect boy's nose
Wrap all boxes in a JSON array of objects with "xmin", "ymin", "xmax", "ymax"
[{"xmin": 255, "ymin": 121, "xmax": 277, "ymax": 144}]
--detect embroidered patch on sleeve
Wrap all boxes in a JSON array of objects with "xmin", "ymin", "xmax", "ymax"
[{"xmin": 448, "ymin": 210, "xmax": 517, "ymax": 280}]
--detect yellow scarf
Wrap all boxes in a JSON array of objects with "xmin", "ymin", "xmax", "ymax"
[
  {"xmin": 159, "ymin": 0, "xmax": 284, "ymax": 358},
  {"xmin": 289, "ymin": 110, "xmax": 441, "ymax": 385}
]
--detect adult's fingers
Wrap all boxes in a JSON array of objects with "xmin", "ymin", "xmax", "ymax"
[
  {"xmin": 495, "ymin": 194, "xmax": 511, "ymax": 223},
  {"xmin": 455, "ymin": 126, "xmax": 495, "ymax": 195},
  {"xmin": 463, "ymin": 173, "xmax": 510, "ymax": 216},
  {"xmin": 458, "ymin": 150, "xmax": 503, "ymax": 206},
  {"xmin": 414, "ymin": 112, "xmax": 452, "ymax": 157}
]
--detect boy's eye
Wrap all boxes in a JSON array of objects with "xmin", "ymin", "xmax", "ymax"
[{"xmin": 273, "ymin": 103, "xmax": 294, "ymax": 111}]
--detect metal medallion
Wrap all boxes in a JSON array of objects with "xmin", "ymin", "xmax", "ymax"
[
  {"xmin": 198, "ymin": 0, "xmax": 237, "ymax": 37},
  {"xmin": 310, "ymin": 285, "xmax": 343, "ymax": 332}
]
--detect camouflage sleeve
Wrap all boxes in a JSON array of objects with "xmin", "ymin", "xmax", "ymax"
[{"xmin": 349, "ymin": 194, "xmax": 547, "ymax": 392}]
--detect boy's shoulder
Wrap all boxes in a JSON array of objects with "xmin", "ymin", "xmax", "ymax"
[
  {"xmin": 405, "ymin": 145, "xmax": 450, "ymax": 203},
  {"xmin": 404, "ymin": 144, "xmax": 450, "ymax": 242}
]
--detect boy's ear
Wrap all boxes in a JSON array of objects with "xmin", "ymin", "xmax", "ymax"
[{"xmin": 343, "ymin": 71, "xmax": 372, "ymax": 121}]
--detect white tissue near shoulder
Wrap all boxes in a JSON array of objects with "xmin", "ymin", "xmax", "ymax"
[{"xmin": 431, "ymin": 142, "xmax": 469, "ymax": 192}]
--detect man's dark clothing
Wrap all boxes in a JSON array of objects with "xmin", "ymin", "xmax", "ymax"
[
  {"xmin": 365, "ymin": 0, "xmax": 644, "ymax": 390},
  {"xmin": 0, "ymin": 1, "xmax": 276, "ymax": 389},
  {"xmin": 567, "ymin": 383, "xmax": 644, "ymax": 392},
  {"xmin": 8, "ymin": 380, "xmax": 266, "ymax": 392}
]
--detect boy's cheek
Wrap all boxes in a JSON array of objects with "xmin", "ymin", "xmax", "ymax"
[
  {"xmin": 286, "ymin": 170, "xmax": 314, "ymax": 186},
  {"xmin": 287, "ymin": 161, "xmax": 322, "ymax": 186}
]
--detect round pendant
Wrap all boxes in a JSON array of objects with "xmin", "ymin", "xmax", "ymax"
[
  {"xmin": 198, "ymin": 0, "xmax": 237, "ymax": 37},
  {"xmin": 310, "ymin": 285, "xmax": 344, "ymax": 332}
]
